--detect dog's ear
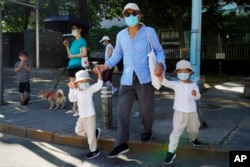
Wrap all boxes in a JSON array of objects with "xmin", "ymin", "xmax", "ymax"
[{"xmin": 56, "ymin": 92, "xmax": 62, "ymax": 97}]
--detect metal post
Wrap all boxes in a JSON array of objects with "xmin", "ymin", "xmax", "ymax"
[
  {"xmin": 35, "ymin": 0, "xmax": 39, "ymax": 68},
  {"xmin": 190, "ymin": 0, "xmax": 201, "ymax": 83},
  {"xmin": 0, "ymin": 9, "xmax": 3, "ymax": 105},
  {"xmin": 190, "ymin": 0, "xmax": 207, "ymax": 128},
  {"xmin": 101, "ymin": 86, "xmax": 113, "ymax": 129}
]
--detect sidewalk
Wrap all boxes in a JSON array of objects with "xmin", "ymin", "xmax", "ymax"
[{"xmin": 1, "ymin": 68, "xmax": 250, "ymax": 161}]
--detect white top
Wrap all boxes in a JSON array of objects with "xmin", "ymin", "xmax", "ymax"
[
  {"xmin": 104, "ymin": 43, "xmax": 113, "ymax": 61},
  {"xmin": 161, "ymin": 78, "xmax": 201, "ymax": 113},
  {"xmin": 68, "ymin": 80, "xmax": 103, "ymax": 118}
]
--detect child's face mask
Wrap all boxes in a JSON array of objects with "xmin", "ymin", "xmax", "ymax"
[
  {"xmin": 79, "ymin": 82, "xmax": 90, "ymax": 90},
  {"xmin": 177, "ymin": 73, "xmax": 190, "ymax": 81}
]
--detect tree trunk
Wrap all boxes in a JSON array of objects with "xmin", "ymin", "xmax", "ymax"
[{"xmin": 165, "ymin": 1, "xmax": 187, "ymax": 59}]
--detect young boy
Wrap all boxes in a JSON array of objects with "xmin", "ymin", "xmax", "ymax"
[
  {"xmin": 14, "ymin": 50, "xmax": 32, "ymax": 106},
  {"xmin": 156, "ymin": 60, "xmax": 201, "ymax": 164},
  {"xmin": 67, "ymin": 69, "xmax": 103, "ymax": 159}
]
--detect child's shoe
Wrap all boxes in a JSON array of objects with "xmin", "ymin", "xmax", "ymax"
[
  {"xmin": 189, "ymin": 138, "xmax": 201, "ymax": 146},
  {"xmin": 23, "ymin": 97, "xmax": 30, "ymax": 105},
  {"xmin": 21, "ymin": 101, "xmax": 27, "ymax": 106},
  {"xmin": 85, "ymin": 150, "xmax": 100, "ymax": 159},
  {"xmin": 164, "ymin": 152, "xmax": 176, "ymax": 164}
]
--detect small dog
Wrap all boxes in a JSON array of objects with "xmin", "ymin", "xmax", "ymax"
[{"xmin": 38, "ymin": 89, "xmax": 66, "ymax": 110}]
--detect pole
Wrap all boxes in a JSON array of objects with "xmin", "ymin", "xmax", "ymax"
[
  {"xmin": 35, "ymin": 0, "xmax": 39, "ymax": 68},
  {"xmin": 0, "ymin": 9, "xmax": 3, "ymax": 105},
  {"xmin": 101, "ymin": 86, "xmax": 113, "ymax": 129},
  {"xmin": 190, "ymin": 0, "xmax": 201, "ymax": 84},
  {"xmin": 190, "ymin": 0, "xmax": 207, "ymax": 128}
]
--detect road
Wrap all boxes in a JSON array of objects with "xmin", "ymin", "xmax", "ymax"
[{"xmin": 0, "ymin": 133, "xmax": 229, "ymax": 167}]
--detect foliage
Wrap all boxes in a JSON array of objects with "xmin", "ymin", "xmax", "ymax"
[{"xmin": 1, "ymin": 0, "xmax": 250, "ymax": 46}]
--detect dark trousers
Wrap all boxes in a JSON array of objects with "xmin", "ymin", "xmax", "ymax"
[{"xmin": 114, "ymin": 74, "xmax": 155, "ymax": 147}]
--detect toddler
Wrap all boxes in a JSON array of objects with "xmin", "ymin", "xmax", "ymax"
[{"xmin": 156, "ymin": 60, "xmax": 201, "ymax": 164}]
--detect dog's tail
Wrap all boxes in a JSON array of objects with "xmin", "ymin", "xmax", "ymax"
[{"xmin": 56, "ymin": 89, "xmax": 64, "ymax": 97}]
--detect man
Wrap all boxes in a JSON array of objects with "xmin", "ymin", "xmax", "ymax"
[{"xmin": 96, "ymin": 2, "xmax": 166, "ymax": 158}]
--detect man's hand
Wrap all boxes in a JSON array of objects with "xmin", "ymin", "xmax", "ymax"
[{"xmin": 154, "ymin": 62, "xmax": 164, "ymax": 77}]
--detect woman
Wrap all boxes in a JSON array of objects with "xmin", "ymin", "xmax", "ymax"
[{"xmin": 63, "ymin": 23, "xmax": 88, "ymax": 116}]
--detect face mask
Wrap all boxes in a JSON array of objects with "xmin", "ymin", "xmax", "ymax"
[
  {"xmin": 177, "ymin": 73, "xmax": 190, "ymax": 81},
  {"xmin": 71, "ymin": 30, "xmax": 78, "ymax": 37},
  {"xmin": 79, "ymin": 82, "xmax": 90, "ymax": 90},
  {"xmin": 125, "ymin": 15, "xmax": 139, "ymax": 27},
  {"xmin": 102, "ymin": 42, "xmax": 106, "ymax": 46}
]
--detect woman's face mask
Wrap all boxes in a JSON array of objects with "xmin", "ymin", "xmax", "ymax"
[
  {"xmin": 79, "ymin": 82, "xmax": 90, "ymax": 90},
  {"xmin": 71, "ymin": 30, "xmax": 78, "ymax": 37},
  {"xmin": 125, "ymin": 15, "xmax": 139, "ymax": 27},
  {"xmin": 177, "ymin": 73, "xmax": 190, "ymax": 81}
]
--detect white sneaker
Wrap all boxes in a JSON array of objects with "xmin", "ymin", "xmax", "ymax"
[
  {"xmin": 133, "ymin": 112, "xmax": 140, "ymax": 117},
  {"xmin": 65, "ymin": 110, "xmax": 75, "ymax": 114},
  {"xmin": 112, "ymin": 87, "xmax": 117, "ymax": 95},
  {"xmin": 73, "ymin": 112, "xmax": 79, "ymax": 117}
]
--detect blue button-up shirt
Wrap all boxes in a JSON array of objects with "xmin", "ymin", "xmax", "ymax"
[{"xmin": 106, "ymin": 25, "xmax": 166, "ymax": 86}]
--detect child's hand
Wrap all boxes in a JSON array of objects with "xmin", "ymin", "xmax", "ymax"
[
  {"xmin": 67, "ymin": 81, "xmax": 76, "ymax": 89},
  {"xmin": 191, "ymin": 90, "xmax": 196, "ymax": 96},
  {"xmin": 19, "ymin": 62, "xmax": 24, "ymax": 68},
  {"xmin": 92, "ymin": 66, "xmax": 101, "ymax": 74}
]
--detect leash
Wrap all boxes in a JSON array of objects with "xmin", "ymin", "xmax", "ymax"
[{"xmin": 53, "ymin": 66, "xmax": 67, "ymax": 90}]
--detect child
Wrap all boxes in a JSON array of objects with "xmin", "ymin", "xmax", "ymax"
[
  {"xmin": 67, "ymin": 69, "xmax": 103, "ymax": 159},
  {"xmin": 14, "ymin": 50, "xmax": 32, "ymax": 106},
  {"xmin": 156, "ymin": 60, "xmax": 201, "ymax": 164}
]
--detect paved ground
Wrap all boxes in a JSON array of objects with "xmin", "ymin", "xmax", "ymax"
[{"xmin": 1, "ymin": 68, "xmax": 250, "ymax": 162}]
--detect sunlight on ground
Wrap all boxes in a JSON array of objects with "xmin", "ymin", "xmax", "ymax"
[
  {"xmin": 0, "ymin": 114, "xmax": 5, "ymax": 119},
  {"xmin": 214, "ymin": 82, "xmax": 243, "ymax": 93},
  {"xmin": 117, "ymin": 154, "xmax": 143, "ymax": 164},
  {"xmin": 33, "ymin": 141, "xmax": 82, "ymax": 165}
]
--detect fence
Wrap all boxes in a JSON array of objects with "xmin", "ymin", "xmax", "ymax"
[
  {"xmin": 222, "ymin": 43, "xmax": 250, "ymax": 60},
  {"xmin": 162, "ymin": 43, "xmax": 250, "ymax": 60}
]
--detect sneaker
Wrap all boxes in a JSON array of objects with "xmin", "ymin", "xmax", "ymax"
[
  {"xmin": 189, "ymin": 138, "xmax": 201, "ymax": 146},
  {"xmin": 164, "ymin": 152, "xmax": 176, "ymax": 164},
  {"xmin": 73, "ymin": 112, "xmax": 79, "ymax": 117},
  {"xmin": 133, "ymin": 112, "xmax": 140, "ymax": 117},
  {"xmin": 141, "ymin": 133, "xmax": 153, "ymax": 143},
  {"xmin": 199, "ymin": 122, "xmax": 208, "ymax": 129},
  {"xmin": 96, "ymin": 128, "xmax": 101, "ymax": 141},
  {"xmin": 107, "ymin": 143, "xmax": 129, "ymax": 158},
  {"xmin": 24, "ymin": 97, "xmax": 30, "ymax": 104},
  {"xmin": 21, "ymin": 101, "xmax": 27, "ymax": 106},
  {"xmin": 65, "ymin": 110, "xmax": 75, "ymax": 114},
  {"xmin": 85, "ymin": 150, "xmax": 100, "ymax": 159},
  {"xmin": 112, "ymin": 87, "xmax": 117, "ymax": 95}
]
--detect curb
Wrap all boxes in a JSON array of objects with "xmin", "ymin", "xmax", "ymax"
[{"xmin": 0, "ymin": 123, "xmax": 229, "ymax": 160}]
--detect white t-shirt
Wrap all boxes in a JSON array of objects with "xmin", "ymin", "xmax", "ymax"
[
  {"xmin": 104, "ymin": 43, "xmax": 113, "ymax": 61},
  {"xmin": 161, "ymin": 78, "xmax": 201, "ymax": 113},
  {"xmin": 68, "ymin": 80, "xmax": 103, "ymax": 118}
]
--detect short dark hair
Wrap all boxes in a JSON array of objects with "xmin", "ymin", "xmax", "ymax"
[{"xmin": 19, "ymin": 50, "xmax": 28, "ymax": 57}]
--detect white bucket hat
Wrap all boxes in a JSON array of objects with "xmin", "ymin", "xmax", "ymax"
[
  {"xmin": 174, "ymin": 60, "xmax": 194, "ymax": 74},
  {"xmin": 122, "ymin": 3, "xmax": 140, "ymax": 14},
  {"xmin": 74, "ymin": 70, "xmax": 93, "ymax": 83},
  {"xmin": 99, "ymin": 36, "xmax": 110, "ymax": 42}
]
